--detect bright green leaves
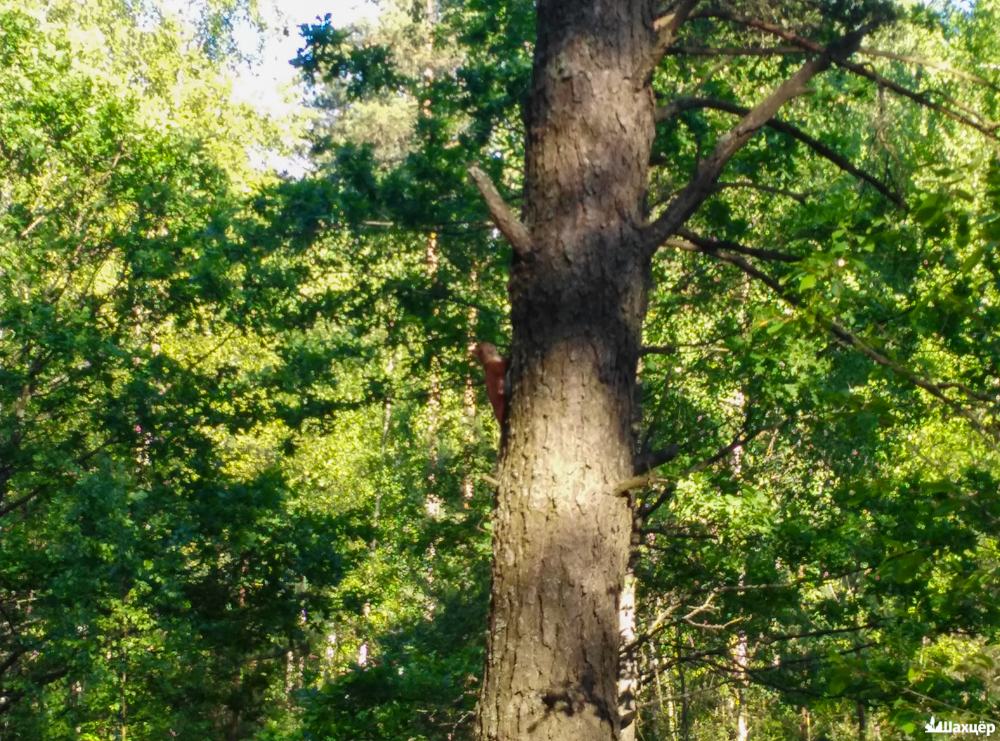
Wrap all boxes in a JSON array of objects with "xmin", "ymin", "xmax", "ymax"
[
  {"xmin": 912, "ymin": 186, "xmax": 972, "ymax": 243},
  {"xmin": 638, "ymin": 3, "xmax": 1000, "ymax": 732},
  {"xmin": 0, "ymin": 1, "xmax": 365, "ymax": 735},
  {"xmin": 14, "ymin": 0, "xmax": 981, "ymax": 737}
]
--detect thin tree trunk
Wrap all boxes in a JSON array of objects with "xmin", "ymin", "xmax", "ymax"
[
  {"xmin": 618, "ymin": 572, "xmax": 637, "ymax": 741},
  {"xmin": 463, "ymin": 267, "xmax": 480, "ymax": 507},
  {"xmin": 425, "ymin": 231, "xmax": 443, "ymax": 518},
  {"xmin": 733, "ymin": 632, "xmax": 749, "ymax": 741},
  {"xmin": 647, "ymin": 642, "xmax": 671, "ymax": 739},
  {"xmin": 678, "ymin": 633, "xmax": 689, "ymax": 741},
  {"xmin": 475, "ymin": 1, "xmax": 657, "ymax": 739}
]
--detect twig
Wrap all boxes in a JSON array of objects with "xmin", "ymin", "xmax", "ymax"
[
  {"xmin": 656, "ymin": 96, "xmax": 903, "ymax": 206},
  {"xmin": 673, "ymin": 230, "xmax": 998, "ymax": 441}
]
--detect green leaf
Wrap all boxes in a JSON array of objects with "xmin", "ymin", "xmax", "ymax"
[{"xmin": 960, "ymin": 244, "xmax": 985, "ymax": 273}]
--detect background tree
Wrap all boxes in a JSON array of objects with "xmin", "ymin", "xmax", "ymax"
[{"xmin": 0, "ymin": 1, "xmax": 356, "ymax": 736}]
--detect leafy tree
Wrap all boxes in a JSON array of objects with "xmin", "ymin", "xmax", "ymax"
[
  {"xmin": 295, "ymin": 0, "xmax": 1000, "ymax": 739},
  {"xmin": 0, "ymin": 2, "xmax": 354, "ymax": 736},
  {"xmin": 1, "ymin": 0, "xmax": 997, "ymax": 738}
]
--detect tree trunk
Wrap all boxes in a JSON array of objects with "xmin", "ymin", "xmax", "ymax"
[{"xmin": 476, "ymin": 2, "xmax": 656, "ymax": 739}]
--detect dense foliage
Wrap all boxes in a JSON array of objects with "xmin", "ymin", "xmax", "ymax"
[
  {"xmin": 0, "ymin": 0, "xmax": 997, "ymax": 739},
  {"xmin": 291, "ymin": 0, "xmax": 1000, "ymax": 738},
  {"xmin": 0, "ymin": 1, "xmax": 352, "ymax": 735}
]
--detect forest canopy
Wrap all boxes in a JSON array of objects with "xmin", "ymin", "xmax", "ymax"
[{"xmin": 0, "ymin": 0, "xmax": 998, "ymax": 739}]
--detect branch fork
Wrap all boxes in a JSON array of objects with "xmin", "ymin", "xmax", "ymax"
[{"xmin": 641, "ymin": 26, "xmax": 872, "ymax": 255}]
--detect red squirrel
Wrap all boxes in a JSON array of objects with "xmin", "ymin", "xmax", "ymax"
[{"xmin": 472, "ymin": 342, "xmax": 509, "ymax": 425}]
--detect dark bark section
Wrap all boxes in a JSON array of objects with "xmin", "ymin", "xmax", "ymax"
[{"xmin": 476, "ymin": 1, "xmax": 658, "ymax": 739}]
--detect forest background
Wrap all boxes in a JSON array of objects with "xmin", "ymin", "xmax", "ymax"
[{"xmin": 0, "ymin": 0, "xmax": 998, "ymax": 739}]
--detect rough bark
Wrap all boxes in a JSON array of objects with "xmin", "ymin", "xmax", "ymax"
[{"xmin": 475, "ymin": 1, "xmax": 657, "ymax": 738}]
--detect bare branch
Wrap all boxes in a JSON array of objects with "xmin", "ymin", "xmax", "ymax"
[
  {"xmin": 642, "ymin": 27, "xmax": 870, "ymax": 255},
  {"xmin": 664, "ymin": 44, "xmax": 803, "ymax": 58},
  {"xmin": 657, "ymin": 417, "xmax": 784, "ymax": 494},
  {"xmin": 858, "ymin": 46, "xmax": 1000, "ymax": 94},
  {"xmin": 703, "ymin": 11, "xmax": 1000, "ymax": 141},
  {"xmin": 468, "ymin": 166, "xmax": 533, "ymax": 257},
  {"xmin": 639, "ymin": 343, "xmax": 677, "ymax": 356},
  {"xmin": 626, "ymin": 591, "xmax": 720, "ymax": 654},
  {"xmin": 715, "ymin": 179, "xmax": 811, "ymax": 204},
  {"xmin": 840, "ymin": 61, "xmax": 999, "ymax": 138},
  {"xmin": 673, "ymin": 230, "xmax": 999, "ymax": 439},
  {"xmin": 618, "ymin": 420, "xmax": 779, "ymax": 509},
  {"xmin": 636, "ymin": 482, "xmax": 676, "ymax": 519},
  {"xmin": 640, "ymin": 523, "xmax": 718, "ymax": 539},
  {"xmin": 633, "ymin": 443, "xmax": 681, "ymax": 474},
  {"xmin": 641, "ymin": 339, "xmax": 737, "ymax": 356},
  {"xmin": 0, "ymin": 429, "xmax": 134, "ymax": 519},
  {"xmin": 687, "ymin": 232, "xmax": 801, "ymax": 262},
  {"xmin": 0, "ymin": 648, "xmax": 25, "ymax": 677},
  {"xmin": 687, "ymin": 554, "xmax": 911, "ymax": 599},
  {"xmin": 0, "ymin": 485, "xmax": 45, "ymax": 519},
  {"xmin": 758, "ymin": 622, "xmax": 881, "ymax": 646},
  {"xmin": 656, "ymin": 96, "xmax": 904, "ymax": 206}
]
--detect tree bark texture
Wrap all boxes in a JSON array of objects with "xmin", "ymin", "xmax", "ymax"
[{"xmin": 476, "ymin": 2, "xmax": 657, "ymax": 739}]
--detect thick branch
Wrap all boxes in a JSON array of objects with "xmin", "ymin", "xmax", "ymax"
[
  {"xmin": 642, "ymin": 28, "xmax": 869, "ymax": 255},
  {"xmin": 656, "ymin": 97, "xmax": 903, "ymax": 206},
  {"xmin": 468, "ymin": 166, "xmax": 533, "ymax": 257},
  {"xmin": 650, "ymin": 0, "xmax": 702, "ymax": 68}
]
